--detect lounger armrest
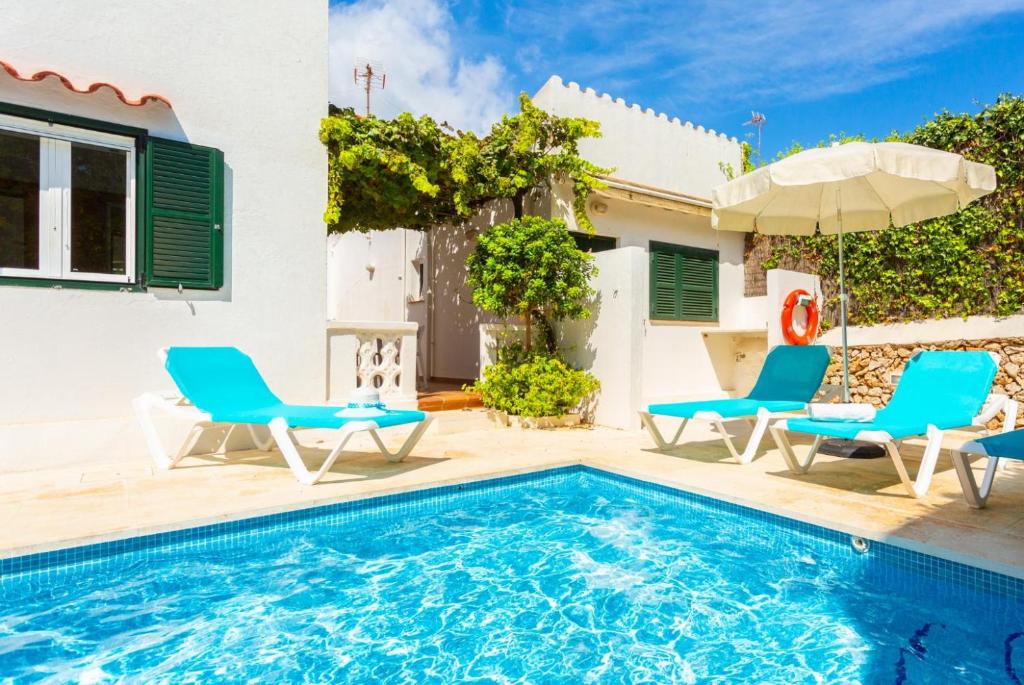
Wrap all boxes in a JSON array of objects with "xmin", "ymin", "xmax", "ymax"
[
  {"xmin": 973, "ymin": 393, "xmax": 1019, "ymax": 433},
  {"xmin": 134, "ymin": 392, "xmax": 209, "ymax": 421},
  {"xmin": 156, "ymin": 392, "xmax": 192, "ymax": 406}
]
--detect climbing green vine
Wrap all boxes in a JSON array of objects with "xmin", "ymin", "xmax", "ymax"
[
  {"xmin": 749, "ymin": 94, "xmax": 1024, "ymax": 327},
  {"xmin": 319, "ymin": 94, "xmax": 609, "ymax": 234}
]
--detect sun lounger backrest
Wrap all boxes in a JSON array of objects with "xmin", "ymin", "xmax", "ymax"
[
  {"xmin": 880, "ymin": 350, "xmax": 996, "ymax": 426},
  {"xmin": 165, "ymin": 346, "xmax": 282, "ymax": 414},
  {"xmin": 746, "ymin": 345, "xmax": 831, "ymax": 403}
]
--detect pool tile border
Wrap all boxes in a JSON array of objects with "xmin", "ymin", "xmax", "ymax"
[{"xmin": 3, "ymin": 465, "xmax": 1024, "ymax": 602}]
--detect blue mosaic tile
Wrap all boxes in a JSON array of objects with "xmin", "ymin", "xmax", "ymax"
[{"xmin": 3, "ymin": 465, "xmax": 1023, "ymax": 605}]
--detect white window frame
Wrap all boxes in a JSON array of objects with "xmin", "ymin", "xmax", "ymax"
[{"xmin": 0, "ymin": 113, "xmax": 136, "ymax": 283}]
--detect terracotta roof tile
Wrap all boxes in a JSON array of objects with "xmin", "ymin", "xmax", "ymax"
[{"xmin": 0, "ymin": 60, "xmax": 171, "ymax": 108}]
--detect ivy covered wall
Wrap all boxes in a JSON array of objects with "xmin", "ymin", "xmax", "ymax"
[{"xmin": 743, "ymin": 95, "xmax": 1024, "ymax": 328}]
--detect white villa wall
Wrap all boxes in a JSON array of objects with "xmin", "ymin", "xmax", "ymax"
[
  {"xmin": 553, "ymin": 185, "xmax": 763, "ymax": 406},
  {"xmin": 535, "ymin": 77, "xmax": 752, "ymax": 408},
  {"xmin": 329, "ymin": 201, "xmax": 519, "ymax": 384},
  {"xmin": 0, "ymin": 1, "xmax": 328, "ymax": 470},
  {"xmin": 327, "ymin": 75, "xmax": 758, "ymax": 416},
  {"xmin": 556, "ymin": 248, "xmax": 646, "ymax": 429},
  {"xmin": 327, "ymin": 229, "xmax": 427, "ymax": 323},
  {"xmin": 765, "ymin": 269, "xmax": 822, "ymax": 348},
  {"xmin": 532, "ymin": 76, "xmax": 740, "ymax": 199},
  {"xmin": 326, "ymin": 229, "xmax": 429, "ymax": 384},
  {"xmin": 430, "ymin": 220, "xmax": 493, "ymax": 382}
]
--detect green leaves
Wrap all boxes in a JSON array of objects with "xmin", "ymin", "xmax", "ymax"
[
  {"xmin": 753, "ymin": 94, "xmax": 1024, "ymax": 327},
  {"xmin": 319, "ymin": 106, "xmax": 459, "ymax": 232},
  {"xmin": 468, "ymin": 348, "xmax": 600, "ymax": 417},
  {"xmin": 465, "ymin": 216, "xmax": 597, "ymax": 324},
  {"xmin": 319, "ymin": 95, "xmax": 609, "ymax": 234}
]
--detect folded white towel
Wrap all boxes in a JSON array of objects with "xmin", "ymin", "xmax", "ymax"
[{"xmin": 807, "ymin": 403, "xmax": 876, "ymax": 422}]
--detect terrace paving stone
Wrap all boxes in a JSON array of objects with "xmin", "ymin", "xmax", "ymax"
[{"xmin": 2, "ymin": 411, "xmax": 1024, "ymax": 578}]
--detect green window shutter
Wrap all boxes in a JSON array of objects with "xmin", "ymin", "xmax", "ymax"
[
  {"xmin": 678, "ymin": 249, "xmax": 718, "ymax": 320},
  {"xmin": 144, "ymin": 137, "xmax": 224, "ymax": 289},
  {"xmin": 649, "ymin": 242, "xmax": 718, "ymax": 321},
  {"xmin": 650, "ymin": 249, "xmax": 680, "ymax": 319}
]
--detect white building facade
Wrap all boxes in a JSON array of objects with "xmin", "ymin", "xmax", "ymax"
[
  {"xmin": 330, "ymin": 76, "xmax": 805, "ymax": 429},
  {"xmin": 0, "ymin": 0, "xmax": 329, "ymax": 471}
]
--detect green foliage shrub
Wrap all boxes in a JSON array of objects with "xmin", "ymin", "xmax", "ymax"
[
  {"xmin": 469, "ymin": 346, "xmax": 600, "ymax": 417},
  {"xmin": 319, "ymin": 107, "xmax": 458, "ymax": 233},
  {"xmin": 465, "ymin": 216, "xmax": 596, "ymax": 351},
  {"xmin": 750, "ymin": 94, "xmax": 1024, "ymax": 327},
  {"xmin": 320, "ymin": 94, "xmax": 610, "ymax": 234}
]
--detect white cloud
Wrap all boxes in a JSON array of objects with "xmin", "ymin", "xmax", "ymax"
[
  {"xmin": 328, "ymin": 0, "xmax": 513, "ymax": 133},
  {"xmin": 669, "ymin": 0, "xmax": 1024, "ymax": 104},
  {"xmin": 500, "ymin": 0, "xmax": 1024, "ymax": 107}
]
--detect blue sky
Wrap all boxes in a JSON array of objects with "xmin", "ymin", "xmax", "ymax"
[{"xmin": 329, "ymin": 0, "xmax": 1024, "ymax": 160}]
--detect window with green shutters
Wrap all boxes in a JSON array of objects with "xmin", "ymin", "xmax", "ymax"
[
  {"xmin": 0, "ymin": 104, "xmax": 225, "ymax": 291},
  {"xmin": 649, "ymin": 241, "xmax": 719, "ymax": 321},
  {"xmin": 144, "ymin": 137, "xmax": 224, "ymax": 290}
]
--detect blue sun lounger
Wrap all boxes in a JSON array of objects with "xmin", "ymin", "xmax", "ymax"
[
  {"xmin": 133, "ymin": 346, "xmax": 433, "ymax": 485},
  {"xmin": 952, "ymin": 428, "xmax": 1024, "ymax": 508},
  {"xmin": 770, "ymin": 350, "xmax": 1016, "ymax": 498},
  {"xmin": 640, "ymin": 345, "xmax": 832, "ymax": 464}
]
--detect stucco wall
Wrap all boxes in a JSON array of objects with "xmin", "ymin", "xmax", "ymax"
[
  {"xmin": 552, "ymin": 184, "xmax": 764, "ymax": 405},
  {"xmin": 328, "ymin": 200, "xmax": 528, "ymax": 384},
  {"xmin": 327, "ymin": 229, "xmax": 427, "ymax": 323},
  {"xmin": 556, "ymin": 247, "xmax": 646, "ymax": 429},
  {"xmin": 532, "ymin": 76, "xmax": 740, "ymax": 199},
  {"xmin": 0, "ymin": 1, "xmax": 328, "ymax": 470},
  {"xmin": 326, "ymin": 74, "xmax": 754, "ymax": 408}
]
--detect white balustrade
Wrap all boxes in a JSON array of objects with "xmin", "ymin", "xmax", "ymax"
[{"xmin": 327, "ymin": 321, "xmax": 418, "ymax": 409}]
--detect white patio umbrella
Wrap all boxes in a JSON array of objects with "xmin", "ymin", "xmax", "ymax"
[{"xmin": 712, "ymin": 141, "xmax": 997, "ymax": 401}]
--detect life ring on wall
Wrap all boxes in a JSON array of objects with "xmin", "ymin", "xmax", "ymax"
[{"xmin": 781, "ymin": 289, "xmax": 819, "ymax": 345}]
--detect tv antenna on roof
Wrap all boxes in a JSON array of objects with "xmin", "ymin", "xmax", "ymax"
[
  {"xmin": 743, "ymin": 111, "xmax": 767, "ymax": 162},
  {"xmin": 353, "ymin": 59, "xmax": 386, "ymax": 117}
]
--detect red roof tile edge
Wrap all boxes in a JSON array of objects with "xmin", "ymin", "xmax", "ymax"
[{"xmin": 0, "ymin": 60, "xmax": 171, "ymax": 108}]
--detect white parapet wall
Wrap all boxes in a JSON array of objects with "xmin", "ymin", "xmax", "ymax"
[
  {"xmin": 327, "ymin": 321, "xmax": 419, "ymax": 410},
  {"xmin": 766, "ymin": 269, "xmax": 823, "ymax": 349},
  {"xmin": 819, "ymin": 313, "xmax": 1024, "ymax": 347},
  {"xmin": 532, "ymin": 76, "xmax": 740, "ymax": 199}
]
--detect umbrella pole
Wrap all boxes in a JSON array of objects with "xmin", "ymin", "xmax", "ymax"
[{"xmin": 837, "ymin": 189, "xmax": 850, "ymax": 402}]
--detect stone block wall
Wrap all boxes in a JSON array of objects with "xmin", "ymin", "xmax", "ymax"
[
  {"xmin": 743, "ymin": 233, "xmax": 768, "ymax": 297},
  {"xmin": 826, "ymin": 338, "xmax": 1024, "ymax": 428}
]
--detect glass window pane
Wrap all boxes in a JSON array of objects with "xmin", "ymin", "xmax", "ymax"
[
  {"xmin": 0, "ymin": 130, "xmax": 40, "ymax": 270},
  {"xmin": 70, "ymin": 142, "xmax": 127, "ymax": 275}
]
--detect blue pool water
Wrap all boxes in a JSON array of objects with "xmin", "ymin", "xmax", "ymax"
[{"xmin": 1, "ymin": 467, "xmax": 1023, "ymax": 683}]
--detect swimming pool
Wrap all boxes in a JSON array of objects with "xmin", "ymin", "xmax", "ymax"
[{"xmin": 1, "ymin": 466, "xmax": 1022, "ymax": 683}]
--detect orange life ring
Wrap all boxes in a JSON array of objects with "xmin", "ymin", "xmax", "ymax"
[{"xmin": 781, "ymin": 289, "xmax": 819, "ymax": 345}]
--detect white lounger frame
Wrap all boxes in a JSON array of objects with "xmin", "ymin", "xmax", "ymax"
[
  {"xmin": 951, "ymin": 439, "xmax": 1017, "ymax": 509},
  {"xmin": 641, "ymin": 407, "xmax": 781, "ymax": 465},
  {"xmin": 769, "ymin": 394, "xmax": 1017, "ymax": 499},
  {"xmin": 132, "ymin": 350, "xmax": 433, "ymax": 485},
  {"xmin": 639, "ymin": 385, "xmax": 841, "ymax": 465},
  {"xmin": 133, "ymin": 392, "xmax": 433, "ymax": 485}
]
